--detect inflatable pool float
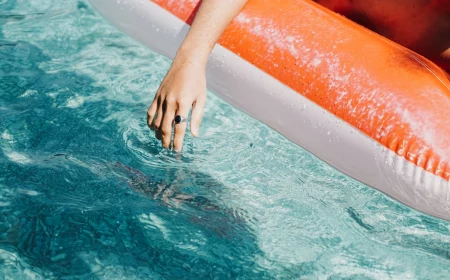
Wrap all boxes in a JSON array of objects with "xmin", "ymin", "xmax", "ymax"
[{"xmin": 89, "ymin": 0, "xmax": 450, "ymax": 220}]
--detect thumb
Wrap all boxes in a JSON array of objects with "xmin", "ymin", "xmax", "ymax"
[{"xmin": 190, "ymin": 99, "xmax": 205, "ymax": 137}]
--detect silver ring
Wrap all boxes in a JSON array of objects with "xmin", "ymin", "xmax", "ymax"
[{"xmin": 174, "ymin": 115, "xmax": 187, "ymax": 124}]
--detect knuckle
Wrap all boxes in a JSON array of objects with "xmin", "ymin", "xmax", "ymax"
[
  {"xmin": 156, "ymin": 85, "xmax": 166, "ymax": 94},
  {"xmin": 177, "ymin": 96, "xmax": 190, "ymax": 106},
  {"xmin": 165, "ymin": 95, "xmax": 178, "ymax": 105},
  {"xmin": 161, "ymin": 125, "xmax": 172, "ymax": 136}
]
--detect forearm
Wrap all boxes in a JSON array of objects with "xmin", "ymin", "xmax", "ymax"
[{"xmin": 174, "ymin": 0, "xmax": 249, "ymax": 68}]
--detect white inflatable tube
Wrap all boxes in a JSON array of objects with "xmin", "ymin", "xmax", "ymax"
[{"xmin": 89, "ymin": 0, "xmax": 450, "ymax": 220}]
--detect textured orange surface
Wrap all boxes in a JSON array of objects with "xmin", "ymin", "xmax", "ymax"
[{"xmin": 153, "ymin": 0, "xmax": 450, "ymax": 180}]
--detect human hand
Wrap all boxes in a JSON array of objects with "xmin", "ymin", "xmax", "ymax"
[
  {"xmin": 147, "ymin": 59, "xmax": 206, "ymax": 151},
  {"xmin": 144, "ymin": 0, "xmax": 248, "ymax": 151}
]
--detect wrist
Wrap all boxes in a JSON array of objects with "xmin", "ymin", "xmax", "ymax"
[{"xmin": 174, "ymin": 41, "xmax": 213, "ymax": 69}]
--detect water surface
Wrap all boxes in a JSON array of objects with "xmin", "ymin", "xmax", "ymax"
[{"xmin": 1, "ymin": 0, "xmax": 450, "ymax": 279}]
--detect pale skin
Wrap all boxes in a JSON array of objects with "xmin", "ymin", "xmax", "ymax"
[
  {"xmin": 147, "ymin": 0, "xmax": 450, "ymax": 151},
  {"xmin": 147, "ymin": 0, "xmax": 249, "ymax": 151}
]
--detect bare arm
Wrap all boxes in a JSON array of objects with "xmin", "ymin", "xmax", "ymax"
[
  {"xmin": 176, "ymin": 0, "xmax": 249, "ymax": 67},
  {"xmin": 147, "ymin": 0, "xmax": 249, "ymax": 151}
]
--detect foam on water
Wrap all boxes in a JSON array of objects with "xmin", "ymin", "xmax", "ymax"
[{"xmin": 1, "ymin": 0, "xmax": 450, "ymax": 279}]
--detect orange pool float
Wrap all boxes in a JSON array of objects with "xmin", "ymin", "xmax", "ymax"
[{"xmin": 91, "ymin": 0, "xmax": 450, "ymax": 219}]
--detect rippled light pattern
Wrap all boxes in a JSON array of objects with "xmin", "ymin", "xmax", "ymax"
[{"xmin": 1, "ymin": 0, "xmax": 450, "ymax": 279}]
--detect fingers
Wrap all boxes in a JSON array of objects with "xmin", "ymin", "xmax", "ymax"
[
  {"xmin": 147, "ymin": 92, "xmax": 205, "ymax": 150},
  {"xmin": 153, "ymin": 96, "xmax": 164, "ymax": 127},
  {"xmin": 147, "ymin": 97, "xmax": 158, "ymax": 129},
  {"xmin": 190, "ymin": 98, "xmax": 205, "ymax": 137},
  {"xmin": 151, "ymin": 96, "xmax": 164, "ymax": 140},
  {"xmin": 172, "ymin": 105, "xmax": 190, "ymax": 152},
  {"xmin": 160, "ymin": 99, "xmax": 176, "ymax": 149}
]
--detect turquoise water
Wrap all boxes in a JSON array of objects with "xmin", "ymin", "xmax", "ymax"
[{"xmin": 1, "ymin": 0, "xmax": 450, "ymax": 278}]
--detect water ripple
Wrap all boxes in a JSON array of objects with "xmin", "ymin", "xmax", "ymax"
[{"xmin": 1, "ymin": 0, "xmax": 450, "ymax": 278}]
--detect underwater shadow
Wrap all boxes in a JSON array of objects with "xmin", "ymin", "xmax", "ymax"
[{"xmin": 0, "ymin": 0, "xmax": 266, "ymax": 278}]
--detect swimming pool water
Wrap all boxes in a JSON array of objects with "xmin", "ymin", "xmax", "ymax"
[{"xmin": 1, "ymin": 0, "xmax": 450, "ymax": 279}]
